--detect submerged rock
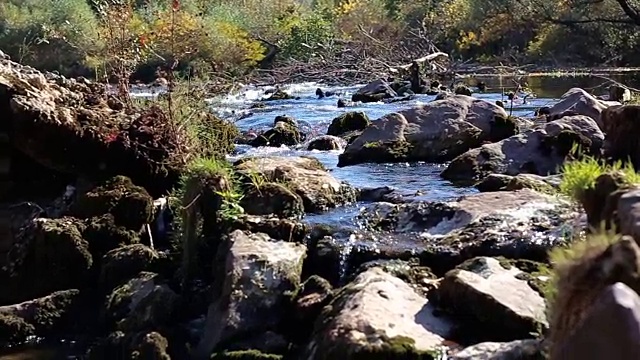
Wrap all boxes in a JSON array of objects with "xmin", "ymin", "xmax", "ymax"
[
  {"xmin": 351, "ymin": 79, "xmax": 397, "ymax": 103},
  {"xmin": 432, "ymin": 257, "xmax": 548, "ymax": 342},
  {"xmin": 307, "ymin": 135, "xmax": 345, "ymax": 151},
  {"xmin": 302, "ymin": 267, "xmax": 452, "ymax": 359},
  {"xmin": 347, "ymin": 189, "xmax": 577, "ymax": 275},
  {"xmin": 195, "ymin": 230, "xmax": 306, "ymax": 359},
  {"xmin": 249, "ymin": 121, "xmax": 303, "ymax": 148},
  {"xmin": 442, "ymin": 115, "xmax": 604, "ymax": 184},
  {"xmin": 547, "ymin": 88, "xmax": 620, "ymax": 127},
  {"xmin": 234, "ymin": 156, "xmax": 356, "ymax": 213},
  {"xmin": 326, "ymin": 112, "xmax": 370, "ymax": 138},
  {"xmin": 338, "ymin": 95, "xmax": 515, "ymax": 167}
]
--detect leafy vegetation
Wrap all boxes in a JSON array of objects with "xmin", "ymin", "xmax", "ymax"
[
  {"xmin": 2, "ymin": 0, "xmax": 640, "ymax": 81},
  {"xmin": 559, "ymin": 156, "xmax": 640, "ymax": 201}
]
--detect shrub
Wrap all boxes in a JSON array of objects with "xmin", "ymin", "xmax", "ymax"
[{"xmin": 559, "ymin": 156, "xmax": 640, "ymax": 201}]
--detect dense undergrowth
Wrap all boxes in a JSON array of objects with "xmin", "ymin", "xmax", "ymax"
[{"xmin": 2, "ymin": 0, "xmax": 640, "ymax": 81}]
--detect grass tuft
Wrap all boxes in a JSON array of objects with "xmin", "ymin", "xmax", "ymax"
[{"xmin": 559, "ymin": 156, "xmax": 640, "ymax": 201}]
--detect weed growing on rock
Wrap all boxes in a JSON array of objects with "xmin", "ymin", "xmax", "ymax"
[{"xmin": 559, "ymin": 156, "xmax": 640, "ymax": 201}]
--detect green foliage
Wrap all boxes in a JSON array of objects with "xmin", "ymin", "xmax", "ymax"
[
  {"xmin": 279, "ymin": 12, "xmax": 335, "ymax": 60},
  {"xmin": 559, "ymin": 156, "xmax": 640, "ymax": 201}
]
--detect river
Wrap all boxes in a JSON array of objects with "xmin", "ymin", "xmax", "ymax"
[{"xmin": 2, "ymin": 73, "xmax": 639, "ymax": 359}]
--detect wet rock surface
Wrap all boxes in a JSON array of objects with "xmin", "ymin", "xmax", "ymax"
[
  {"xmin": 442, "ymin": 115, "xmax": 604, "ymax": 184},
  {"xmin": 432, "ymin": 257, "xmax": 548, "ymax": 342},
  {"xmin": 338, "ymin": 95, "xmax": 515, "ymax": 167},
  {"xmin": 234, "ymin": 156, "xmax": 357, "ymax": 213},
  {"xmin": 195, "ymin": 230, "xmax": 306, "ymax": 359},
  {"xmin": 341, "ymin": 189, "xmax": 577, "ymax": 275},
  {"xmin": 547, "ymin": 87, "xmax": 620, "ymax": 127},
  {"xmin": 302, "ymin": 267, "xmax": 452, "ymax": 359}
]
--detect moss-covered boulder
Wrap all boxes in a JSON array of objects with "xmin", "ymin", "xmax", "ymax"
[
  {"xmin": 103, "ymin": 271, "xmax": 178, "ymax": 332},
  {"xmin": 100, "ymin": 244, "xmax": 160, "ymax": 292},
  {"xmin": 249, "ymin": 122, "xmax": 302, "ymax": 148},
  {"xmin": 86, "ymin": 331, "xmax": 171, "ymax": 360},
  {"xmin": 301, "ymin": 267, "xmax": 452, "ymax": 359},
  {"xmin": 338, "ymin": 96, "xmax": 515, "ymax": 167},
  {"xmin": 234, "ymin": 156, "xmax": 356, "ymax": 213},
  {"xmin": 0, "ymin": 289, "xmax": 82, "ymax": 346},
  {"xmin": 475, "ymin": 173, "xmax": 557, "ymax": 194},
  {"xmin": 240, "ymin": 183, "xmax": 305, "ymax": 219},
  {"xmin": 71, "ymin": 175, "xmax": 154, "ymax": 230},
  {"xmin": 430, "ymin": 257, "xmax": 547, "ymax": 342},
  {"xmin": 194, "ymin": 230, "xmax": 306, "ymax": 359},
  {"xmin": 326, "ymin": 112, "xmax": 370, "ymax": 137},
  {"xmin": 442, "ymin": 115, "xmax": 604, "ymax": 184},
  {"xmin": 83, "ymin": 214, "xmax": 141, "ymax": 258},
  {"xmin": 307, "ymin": 135, "xmax": 345, "ymax": 151},
  {"xmin": 0, "ymin": 217, "xmax": 92, "ymax": 304}
]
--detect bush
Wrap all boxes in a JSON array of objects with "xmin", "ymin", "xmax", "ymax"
[{"xmin": 559, "ymin": 156, "xmax": 640, "ymax": 201}]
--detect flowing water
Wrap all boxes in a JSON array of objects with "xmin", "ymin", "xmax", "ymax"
[{"xmin": 2, "ymin": 73, "xmax": 639, "ymax": 359}]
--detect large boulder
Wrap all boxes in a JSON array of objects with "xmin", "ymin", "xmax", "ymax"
[
  {"xmin": 337, "ymin": 95, "xmax": 515, "ymax": 167},
  {"xmin": 0, "ymin": 58, "xmax": 198, "ymax": 196},
  {"xmin": 431, "ymin": 257, "xmax": 548, "ymax": 341},
  {"xmin": 351, "ymin": 79, "xmax": 397, "ymax": 103},
  {"xmin": 86, "ymin": 331, "xmax": 171, "ymax": 360},
  {"xmin": 234, "ymin": 156, "xmax": 357, "ymax": 213},
  {"xmin": 547, "ymin": 87, "xmax": 620, "ymax": 128},
  {"xmin": 195, "ymin": 230, "xmax": 306, "ymax": 359},
  {"xmin": 342, "ymin": 189, "xmax": 576, "ymax": 275},
  {"xmin": 302, "ymin": 267, "xmax": 453, "ymax": 359},
  {"xmin": 249, "ymin": 121, "xmax": 303, "ymax": 148},
  {"xmin": 307, "ymin": 135, "xmax": 345, "ymax": 151},
  {"xmin": 601, "ymin": 104, "xmax": 640, "ymax": 170},
  {"xmin": 442, "ymin": 115, "xmax": 604, "ymax": 184}
]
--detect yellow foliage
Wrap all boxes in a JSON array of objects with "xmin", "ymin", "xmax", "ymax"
[{"xmin": 456, "ymin": 30, "xmax": 479, "ymax": 51}]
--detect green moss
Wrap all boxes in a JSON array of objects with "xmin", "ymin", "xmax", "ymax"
[
  {"xmin": 83, "ymin": 214, "xmax": 140, "ymax": 258},
  {"xmin": 327, "ymin": 112, "xmax": 370, "ymax": 136},
  {"xmin": 100, "ymin": 244, "xmax": 159, "ymax": 292}
]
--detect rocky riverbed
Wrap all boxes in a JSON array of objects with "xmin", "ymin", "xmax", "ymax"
[{"xmin": 2, "ymin": 54, "xmax": 640, "ymax": 359}]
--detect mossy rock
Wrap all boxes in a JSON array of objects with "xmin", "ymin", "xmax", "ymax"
[
  {"xmin": 86, "ymin": 331, "xmax": 171, "ymax": 360},
  {"xmin": 338, "ymin": 140, "xmax": 412, "ymax": 167},
  {"xmin": 0, "ymin": 314, "xmax": 34, "ymax": 346},
  {"xmin": 210, "ymin": 350, "xmax": 283, "ymax": 359},
  {"xmin": 71, "ymin": 175, "xmax": 154, "ymax": 230},
  {"xmin": 100, "ymin": 244, "xmax": 160, "ymax": 292},
  {"xmin": 327, "ymin": 112, "xmax": 370, "ymax": 137},
  {"xmin": 249, "ymin": 122, "xmax": 302, "ymax": 148},
  {"xmin": 0, "ymin": 218, "xmax": 92, "ymax": 304},
  {"xmin": 222, "ymin": 215, "xmax": 309, "ymax": 243},
  {"xmin": 240, "ymin": 183, "xmax": 304, "ymax": 218},
  {"xmin": 83, "ymin": 214, "xmax": 141, "ymax": 258}
]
